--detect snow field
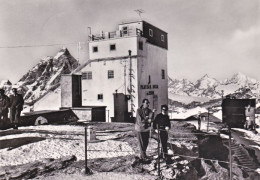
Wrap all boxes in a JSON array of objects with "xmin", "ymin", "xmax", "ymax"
[{"xmin": 0, "ymin": 125, "xmax": 135, "ymax": 167}]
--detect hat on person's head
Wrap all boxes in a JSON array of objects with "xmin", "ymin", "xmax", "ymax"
[
  {"xmin": 161, "ymin": 104, "xmax": 168, "ymax": 111},
  {"xmin": 142, "ymin": 98, "xmax": 150, "ymax": 104}
]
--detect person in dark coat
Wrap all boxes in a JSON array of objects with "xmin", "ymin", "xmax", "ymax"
[
  {"xmin": 153, "ymin": 104, "xmax": 171, "ymax": 160},
  {"xmin": 135, "ymin": 98, "xmax": 155, "ymax": 161},
  {"xmin": 9, "ymin": 88, "xmax": 24, "ymax": 129},
  {"xmin": 0, "ymin": 89, "xmax": 10, "ymax": 128},
  {"xmin": 197, "ymin": 111, "xmax": 201, "ymax": 131}
]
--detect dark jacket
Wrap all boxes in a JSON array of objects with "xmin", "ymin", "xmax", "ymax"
[
  {"xmin": 9, "ymin": 94, "xmax": 24, "ymax": 111},
  {"xmin": 153, "ymin": 113, "xmax": 171, "ymax": 130},
  {"xmin": 135, "ymin": 106, "xmax": 154, "ymax": 132},
  {"xmin": 0, "ymin": 94, "xmax": 10, "ymax": 115}
]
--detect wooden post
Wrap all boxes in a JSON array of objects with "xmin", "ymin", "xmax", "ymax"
[
  {"xmin": 207, "ymin": 109, "xmax": 210, "ymax": 132},
  {"xmin": 229, "ymin": 127, "xmax": 232, "ymax": 180},
  {"xmin": 85, "ymin": 127, "xmax": 91, "ymax": 174},
  {"xmin": 157, "ymin": 125, "xmax": 161, "ymax": 177},
  {"xmin": 107, "ymin": 110, "xmax": 110, "ymax": 122}
]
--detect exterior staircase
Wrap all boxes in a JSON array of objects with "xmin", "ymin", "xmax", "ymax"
[{"xmin": 229, "ymin": 141, "xmax": 259, "ymax": 171}]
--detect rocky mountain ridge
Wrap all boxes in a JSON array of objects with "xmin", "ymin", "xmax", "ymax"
[{"xmin": 0, "ymin": 48, "xmax": 79, "ymax": 105}]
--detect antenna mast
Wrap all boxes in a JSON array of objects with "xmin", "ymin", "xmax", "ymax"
[
  {"xmin": 128, "ymin": 50, "xmax": 135, "ymax": 118},
  {"xmin": 134, "ymin": 9, "xmax": 145, "ymax": 20},
  {"xmin": 77, "ymin": 42, "xmax": 81, "ymax": 67}
]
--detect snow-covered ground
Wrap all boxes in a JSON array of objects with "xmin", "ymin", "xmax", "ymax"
[
  {"xmin": 232, "ymin": 128, "xmax": 260, "ymax": 146},
  {"xmin": 0, "ymin": 125, "xmax": 134, "ymax": 167},
  {"xmin": 1, "ymin": 121, "xmax": 260, "ymax": 179},
  {"xmin": 168, "ymin": 93, "xmax": 210, "ymax": 104},
  {"xmin": 186, "ymin": 120, "xmax": 220, "ymax": 133},
  {"xmin": 170, "ymin": 107, "xmax": 208, "ymax": 119}
]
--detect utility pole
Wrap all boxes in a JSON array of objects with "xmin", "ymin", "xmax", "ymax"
[
  {"xmin": 88, "ymin": 27, "xmax": 92, "ymax": 41},
  {"xmin": 129, "ymin": 50, "xmax": 134, "ymax": 118},
  {"xmin": 77, "ymin": 42, "xmax": 81, "ymax": 65},
  {"xmin": 124, "ymin": 60, "xmax": 127, "ymax": 95}
]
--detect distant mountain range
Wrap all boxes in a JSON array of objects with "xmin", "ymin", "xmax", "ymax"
[
  {"xmin": 168, "ymin": 72, "xmax": 260, "ymax": 105},
  {"xmin": 0, "ymin": 48, "xmax": 79, "ymax": 105}
]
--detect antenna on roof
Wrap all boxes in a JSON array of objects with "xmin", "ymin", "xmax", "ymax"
[{"xmin": 134, "ymin": 9, "xmax": 145, "ymax": 20}]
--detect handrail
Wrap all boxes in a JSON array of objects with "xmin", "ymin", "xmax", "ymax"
[{"xmin": 89, "ymin": 28, "xmax": 143, "ymax": 41}]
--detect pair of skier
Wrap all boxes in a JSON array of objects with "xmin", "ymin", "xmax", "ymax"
[{"xmin": 135, "ymin": 99, "xmax": 171, "ymax": 163}]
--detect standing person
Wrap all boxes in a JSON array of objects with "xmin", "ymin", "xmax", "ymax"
[
  {"xmin": 0, "ymin": 89, "xmax": 10, "ymax": 128},
  {"xmin": 135, "ymin": 98, "xmax": 155, "ymax": 161},
  {"xmin": 9, "ymin": 88, "xmax": 24, "ymax": 129},
  {"xmin": 197, "ymin": 111, "xmax": 201, "ymax": 131},
  {"xmin": 153, "ymin": 105, "xmax": 171, "ymax": 161}
]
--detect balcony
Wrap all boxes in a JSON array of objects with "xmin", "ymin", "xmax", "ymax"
[{"xmin": 89, "ymin": 28, "xmax": 143, "ymax": 41}]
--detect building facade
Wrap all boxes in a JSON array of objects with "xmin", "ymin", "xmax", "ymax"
[{"xmin": 75, "ymin": 20, "xmax": 168, "ymax": 122}]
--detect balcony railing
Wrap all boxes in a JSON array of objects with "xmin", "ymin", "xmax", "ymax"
[{"xmin": 89, "ymin": 28, "xmax": 143, "ymax": 41}]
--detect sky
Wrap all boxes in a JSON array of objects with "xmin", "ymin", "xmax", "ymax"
[{"xmin": 0, "ymin": 0, "xmax": 259, "ymax": 83}]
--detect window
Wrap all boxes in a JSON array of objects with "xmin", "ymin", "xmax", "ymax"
[
  {"xmin": 82, "ymin": 71, "xmax": 92, "ymax": 80},
  {"xmin": 161, "ymin": 35, "xmax": 164, "ymax": 42},
  {"xmin": 149, "ymin": 29, "xmax": 153, "ymax": 37},
  {"xmin": 98, "ymin": 94, "xmax": 103, "ymax": 100},
  {"xmin": 110, "ymin": 44, "xmax": 116, "ymax": 51},
  {"xmin": 139, "ymin": 41, "xmax": 143, "ymax": 50},
  {"xmin": 108, "ymin": 70, "xmax": 114, "ymax": 79},
  {"xmin": 93, "ymin": 46, "xmax": 98, "ymax": 53},
  {"xmin": 161, "ymin": 69, "xmax": 165, "ymax": 79},
  {"xmin": 123, "ymin": 26, "xmax": 128, "ymax": 35}
]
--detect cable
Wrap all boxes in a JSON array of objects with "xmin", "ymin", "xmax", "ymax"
[
  {"xmin": 0, "ymin": 42, "xmax": 85, "ymax": 49},
  {"xmin": 115, "ymin": 83, "xmax": 125, "ymax": 92}
]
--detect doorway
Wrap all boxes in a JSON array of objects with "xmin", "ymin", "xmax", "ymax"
[{"xmin": 113, "ymin": 93, "xmax": 130, "ymax": 122}]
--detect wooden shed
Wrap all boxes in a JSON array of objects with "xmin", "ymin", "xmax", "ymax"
[{"xmin": 221, "ymin": 98, "xmax": 256, "ymax": 128}]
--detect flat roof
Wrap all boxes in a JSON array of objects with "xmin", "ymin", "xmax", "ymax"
[{"xmin": 118, "ymin": 20, "xmax": 168, "ymax": 34}]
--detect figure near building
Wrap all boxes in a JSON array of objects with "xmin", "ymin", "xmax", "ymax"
[
  {"xmin": 135, "ymin": 98, "xmax": 155, "ymax": 161},
  {"xmin": 153, "ymin": 104, "xmax": 171, "ymax": 162},
  {"xmin": 197, "ymin": 111, "xmax": 201, "ymax": 131},
  {"xmin": 0, "ymin": 89, "xmax": 10, "ymax": 128},
  {"xmin": 9, "ymin": 88, "xmax": 24, "ymax": 129}
]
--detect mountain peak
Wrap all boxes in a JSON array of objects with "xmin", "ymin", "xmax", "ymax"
[
  {"xmin": 54, "ymin": 47, "xmax": 70, "ymax": 60},
  {"xmin": 229, "ymin": 72, "xmax": 249, "ymax": 85},
  {"xmin": 15, "ymin": 48, "xmax": 79, "ymax": 103},
  {"xmin": 0, "ymin": 79, "xmax": 12, "ymax": 86},
  {"xmin": 202, "ymin": 74, "xmax": 209, "ymax": 78},
  {"xmin": 232, "ymin": 72, "xmax": 247, "ymax": 79},
  {"xmin": 197, "ymin": 74, "xmax": 218, "ymax": 86}
]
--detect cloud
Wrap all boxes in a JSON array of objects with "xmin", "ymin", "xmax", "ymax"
[
  {"xmin": 233, "ymin": 25, "xmax": 260, "ymax": 41},
  {"xmin": 229, "ymin": 25, "xmax": 260, "ymax": 60}
]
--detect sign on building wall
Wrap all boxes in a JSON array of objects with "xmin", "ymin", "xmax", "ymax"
[{"xmin": 140, "ymin": 85, "xmax": 159, "ymax": 89}]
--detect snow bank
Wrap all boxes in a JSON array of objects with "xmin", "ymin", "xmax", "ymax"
[
  {"xmin": 232, "ymin": 128, "xmax": 260, "ymax": 146},
  {"xmin": 172, "ymin": 107, "xmax": 208, "ymax": 119}
]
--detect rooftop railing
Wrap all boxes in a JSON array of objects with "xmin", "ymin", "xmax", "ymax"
[{"xmin": 89, "ymin": 28, "xmax": 143, "ymax": 41}]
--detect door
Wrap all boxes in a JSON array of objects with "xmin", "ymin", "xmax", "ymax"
[{"xmin": 113, "ymin": 93, "xmax": 129, "ymax": 122}]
